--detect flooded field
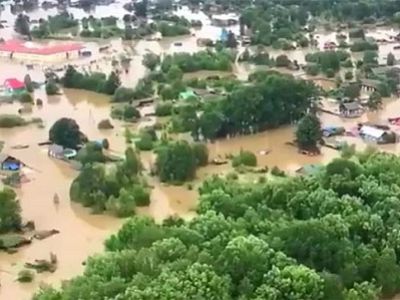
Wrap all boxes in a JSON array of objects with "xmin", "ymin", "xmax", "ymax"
[{"xmin": 2, "ymin": 1, "xmax": 400, "ymax": 299}]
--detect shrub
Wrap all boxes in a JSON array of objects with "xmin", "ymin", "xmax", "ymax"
[
  {"xmin": 17, "ymin": 270, "xmax": 34, "ymax": 283},
  {"xmin": 345, "ymin": 71, "xmax": 353, "ymax": 80},
  {"xmin": 232, "ymin": 150, "xmax": 257, "ymax": 167},
  {"xmin": 97, "ymin": 119, "xmax": 114, "ymax": 129},
  {"xmin": 155, "ymin": 102, "xmax": 173, "ymax": 116},
  {"xmin": 18, "ymin": 92, "xmax": 33, "ymax": 103},
  {"xmin": 325, "ymin": 68, "xmax": 335, "ymax": 78},
  {"xmin": 135, "ymin": 132, "xmax": 154, "ymax": 151},
  {"xmin": 113, "ymin": 87, "xmax": 136, "ymax": 102},
  {"xmin": 192, "ymin": 143, "xmax": 209, "ymax": 166},
  {"xmin": 45, "ymin": 81, "xmax": 59, "ymax": 95},
  {"xmin": 271, "ymin": 166, "xmax": 286, "ymax": 177},
  {"xmin": 132, "ymin": 185, "xmax": 150, "ymax": 206},
  {"xmin": 0, "ymin": 115, "xmax": 27, "ymax": 128}
]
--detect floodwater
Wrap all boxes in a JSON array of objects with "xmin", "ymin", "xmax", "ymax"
[{"xmin": 1, "ymin": 2, "xmax": 400, "ymax": 299}]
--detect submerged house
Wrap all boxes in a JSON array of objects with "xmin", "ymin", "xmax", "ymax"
[
  {"xmin": 339, "ymin": 102, "xmax": 363, "ymax": 118},
  {"xmin": 48, "ymin": 144, "xmax": 77, "ymax": 160},
  {"xmin": 3, "ymin": 78, "xmax": 26, "ymax": 96},
  {"xmin": 0, "ymin": 154, "xmax": 23, "ymax": 172},
  {"xmin": 359, "ymin": 125, "xmax": 393, "ymax": 144}
]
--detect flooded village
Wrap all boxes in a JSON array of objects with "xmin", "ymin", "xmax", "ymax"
[{"xmin": 2, "ymin": 0, "xmax": 400, "ymax": 299}]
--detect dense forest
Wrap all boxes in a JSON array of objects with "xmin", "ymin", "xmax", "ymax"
[{"xmin": 34, "ymin": 149, "xmax": 400, "ymax": 299}]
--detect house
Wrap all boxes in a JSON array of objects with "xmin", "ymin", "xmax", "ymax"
[
  {"xmin": 0, "ymin": 154, "xmax": 23, "ymax": 172},
  {"xmin": 323, "ymin": 41, "xmax": 337, "ymax": 50},
  {"xmin": 179, "ymin": 89, "xmax": 198, "ymax": 101},
  {"xmin": 359, "ymin": 125, "xmax": 388, "ymax": 143},
  {"xmin": 339, "ymin": 102, "xmax": 363, "ymax": 118},
  {"xmin": 361, "ymin": 79, "xmax": 381, "ymax": 92},
  {"xmin": 0, "ymin": 39, "xmax": 84, "ymax": 63},
  {"xmin": 322, "ymin": 126, "xmax": 345, "ymax": 137},
  {"xmin": 211, "ymin": 14, "xmax": 239, "ymax": 27},
  {"xmin": 48, "ymin": 144, "xmax": 64, "ymax": 159},
  {"xmin": 3, "ymin": 78, "xmax": 26, "ymax": 96},
  {"xmin": 48, "ymin": 144, "xmax": 77, "ymax": 160},
  {"xmin": 220, "ymin": 28, "xmax": 229, "ymax": 43}
]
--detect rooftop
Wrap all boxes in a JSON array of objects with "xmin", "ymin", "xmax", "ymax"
[
  {"xmin": 360, "ymin": 125, "xmax": 385, "ymax": 138},
  {"xmin": 4, "ymin": 78, "xmax": 25, "ymax": 90},
  {"xmin": 0, "ymin": 39, "xmax": 84, "ymax": 55},
  {"xmin": 341, "ymin": 101, "xmax": 361, "ymax": 111}
]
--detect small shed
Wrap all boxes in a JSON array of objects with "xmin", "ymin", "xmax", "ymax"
[
  {"xmin": 339, "ymin": 102, "xmax": 363, "ymax": 118},
  {"xmin": 0, "ymin": 154, "xmax": 23, "ymax": 171},
  {"xmin": 359, "ymin": 125, "xmax": 387, "ymax": 143}
]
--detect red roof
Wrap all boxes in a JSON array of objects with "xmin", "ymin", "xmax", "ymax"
[
  {"xmin": 0, "ymin": 39, "xmax": 84, "ymax": 55},
  {"xmin": 4, "ymin": 78, "xmax": 25, "ymax": 90}
]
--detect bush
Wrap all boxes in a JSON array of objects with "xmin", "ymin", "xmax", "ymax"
[
  {"xmin": 155, "ymin": 102, "xmax": 173, "ymax": 116},
  {"xmin": 18, "ymin": 92, "xmax": 33, "ymax": 103},
  {"xmin": 192, "ymin": 143, "xmax": 209, "ymax": 166},
  {"xmin": 232, "ymin": 150, "xmax": 257, "ymax": 167},
  {"xmin": 97, "ymin": 119, "xmax": 114, "ymax": 129},
  {"xmin": 135, "ymin": 132, "xmax": 154, "ymax": 151},
  {"xmin": 0, "ymin": 115, "xmax": 27, "ymax": 128},
  {"xmin": 325, "ymin": 69, "xmax": 335, "ymax": 78},
  {"xmin": 17, "ymin": 270, "xmax": 34, "ymax": 283},
  {"xmin": 45, "ymin": 81, "xmax": 59, "ymax": 95},
  {"xmin": 271, "ymin": 166, "xmax": 286, "ymax": 176},
  {"xmin": 132, "ymin": 185, "xmax": 150, "ymax": 206},
  {"xmin": 344, "ymin": 71, "xmax": 353, "ymax": 80},
  {"xmin": 306, "ymin": 64, "xmax": 319, "ymax": 76}
]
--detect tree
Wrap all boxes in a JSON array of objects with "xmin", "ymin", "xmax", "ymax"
[
  {"xmin": 225, "ymin": 31, "xmax": 238, "ymax": 48},
  {"xmin": 134, "ymin": 0, "xmax": 148, "ymax": 18},
  {"xmin": 49, "ymin": 118, "xmax": 84, "ymax": 149},
  {"xmin": 367, "ymin": 91, "xmax": 382, "ymax": 111},
  {"xmin": 142, "ymin": 53, "xmax": 160, "ymax": 71},
  {"xmin": 275, "ymin": 54, "xmax": 291, "ymax": 67},
  {"xmin": 102, "ymin": 72, "xmax": 121, "ymax": 95},
  {"xmin": 232, "ymin": 150, "xmax": 257, "ymax": 167},
  {"xmin": 45, "ymin": 80, "xmax": 59, "ymax": 95},
  {"xmin": 344, "ymin": 71, "xmax": 353, "ymax": 80},
  {"xmin": 296, "ymin": 114, "xmax": 321, "ymax": 149},
  {"xmin": 192, "ymin": 143, "xmax": 209, "ymax": 166},
  {"xmin": 375, "ymin": 248, "xmax": 400, "ymax": 296},
  {"xmin": 387, "ymin": 52, "xmax": 395, "ymax": 66},
  {"xmin": 363, "ymin": 51, "xmax": 378, "ymax": 65},
  {"xmin": 343, "ymin": 83, "xmax": 361, "ymax": 100},
  {"xmin": 156, "ymin": 140, "xmax": 197, "ymax": 182},
  {"xmin": 0, "ymin": 188, "xmax": 21, "ymax": 233},
  {"xmin": 198, "ymin": 109, "xmax": 224, "ymax": 141},
  {"xmin": 14, "ymin": 14, "xmax": 31, "ymax": 38},
  {"xmin": 24, "ymin": 74, "xmax": 34, "ymax": 92}
]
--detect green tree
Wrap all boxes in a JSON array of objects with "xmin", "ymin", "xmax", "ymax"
[
  {"xmin": 367, "ymin": 91, "xmax": 382, "ymax": 111},
  {"xmin": 296, "ymin": 114, "xmax": 321, "ymax": 149},
  {"xmin": 45, "ymin": 80, "xmax": 59, "ymax": 95},
  {"xmin": 102, "ymin": 72, "xmax": 121, "ymax": 95},
  {"xmin": 0, "ymin": 188, "xmax": 21, "ymax": 233},
  {"xmin": 49, "ymin": 118, "xmax": 84, "ymax": 149},
  {"xmin": 14, "ymin": 14, "xmax": 31, "ymax": 38},
  {"xmin": 387, "ymin": 52, "xmax": 395, "ymax": 66},
  {"xmin": 374, "ymin": 248, "xmax": 400, "ymax": 296},
  {"xmin": 156, "ymin": 140, "xmax": 197, "ymax": 182},
  {"xmin": 142, "ymin": 53, "xmax": 161, "ymax": 71}
]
